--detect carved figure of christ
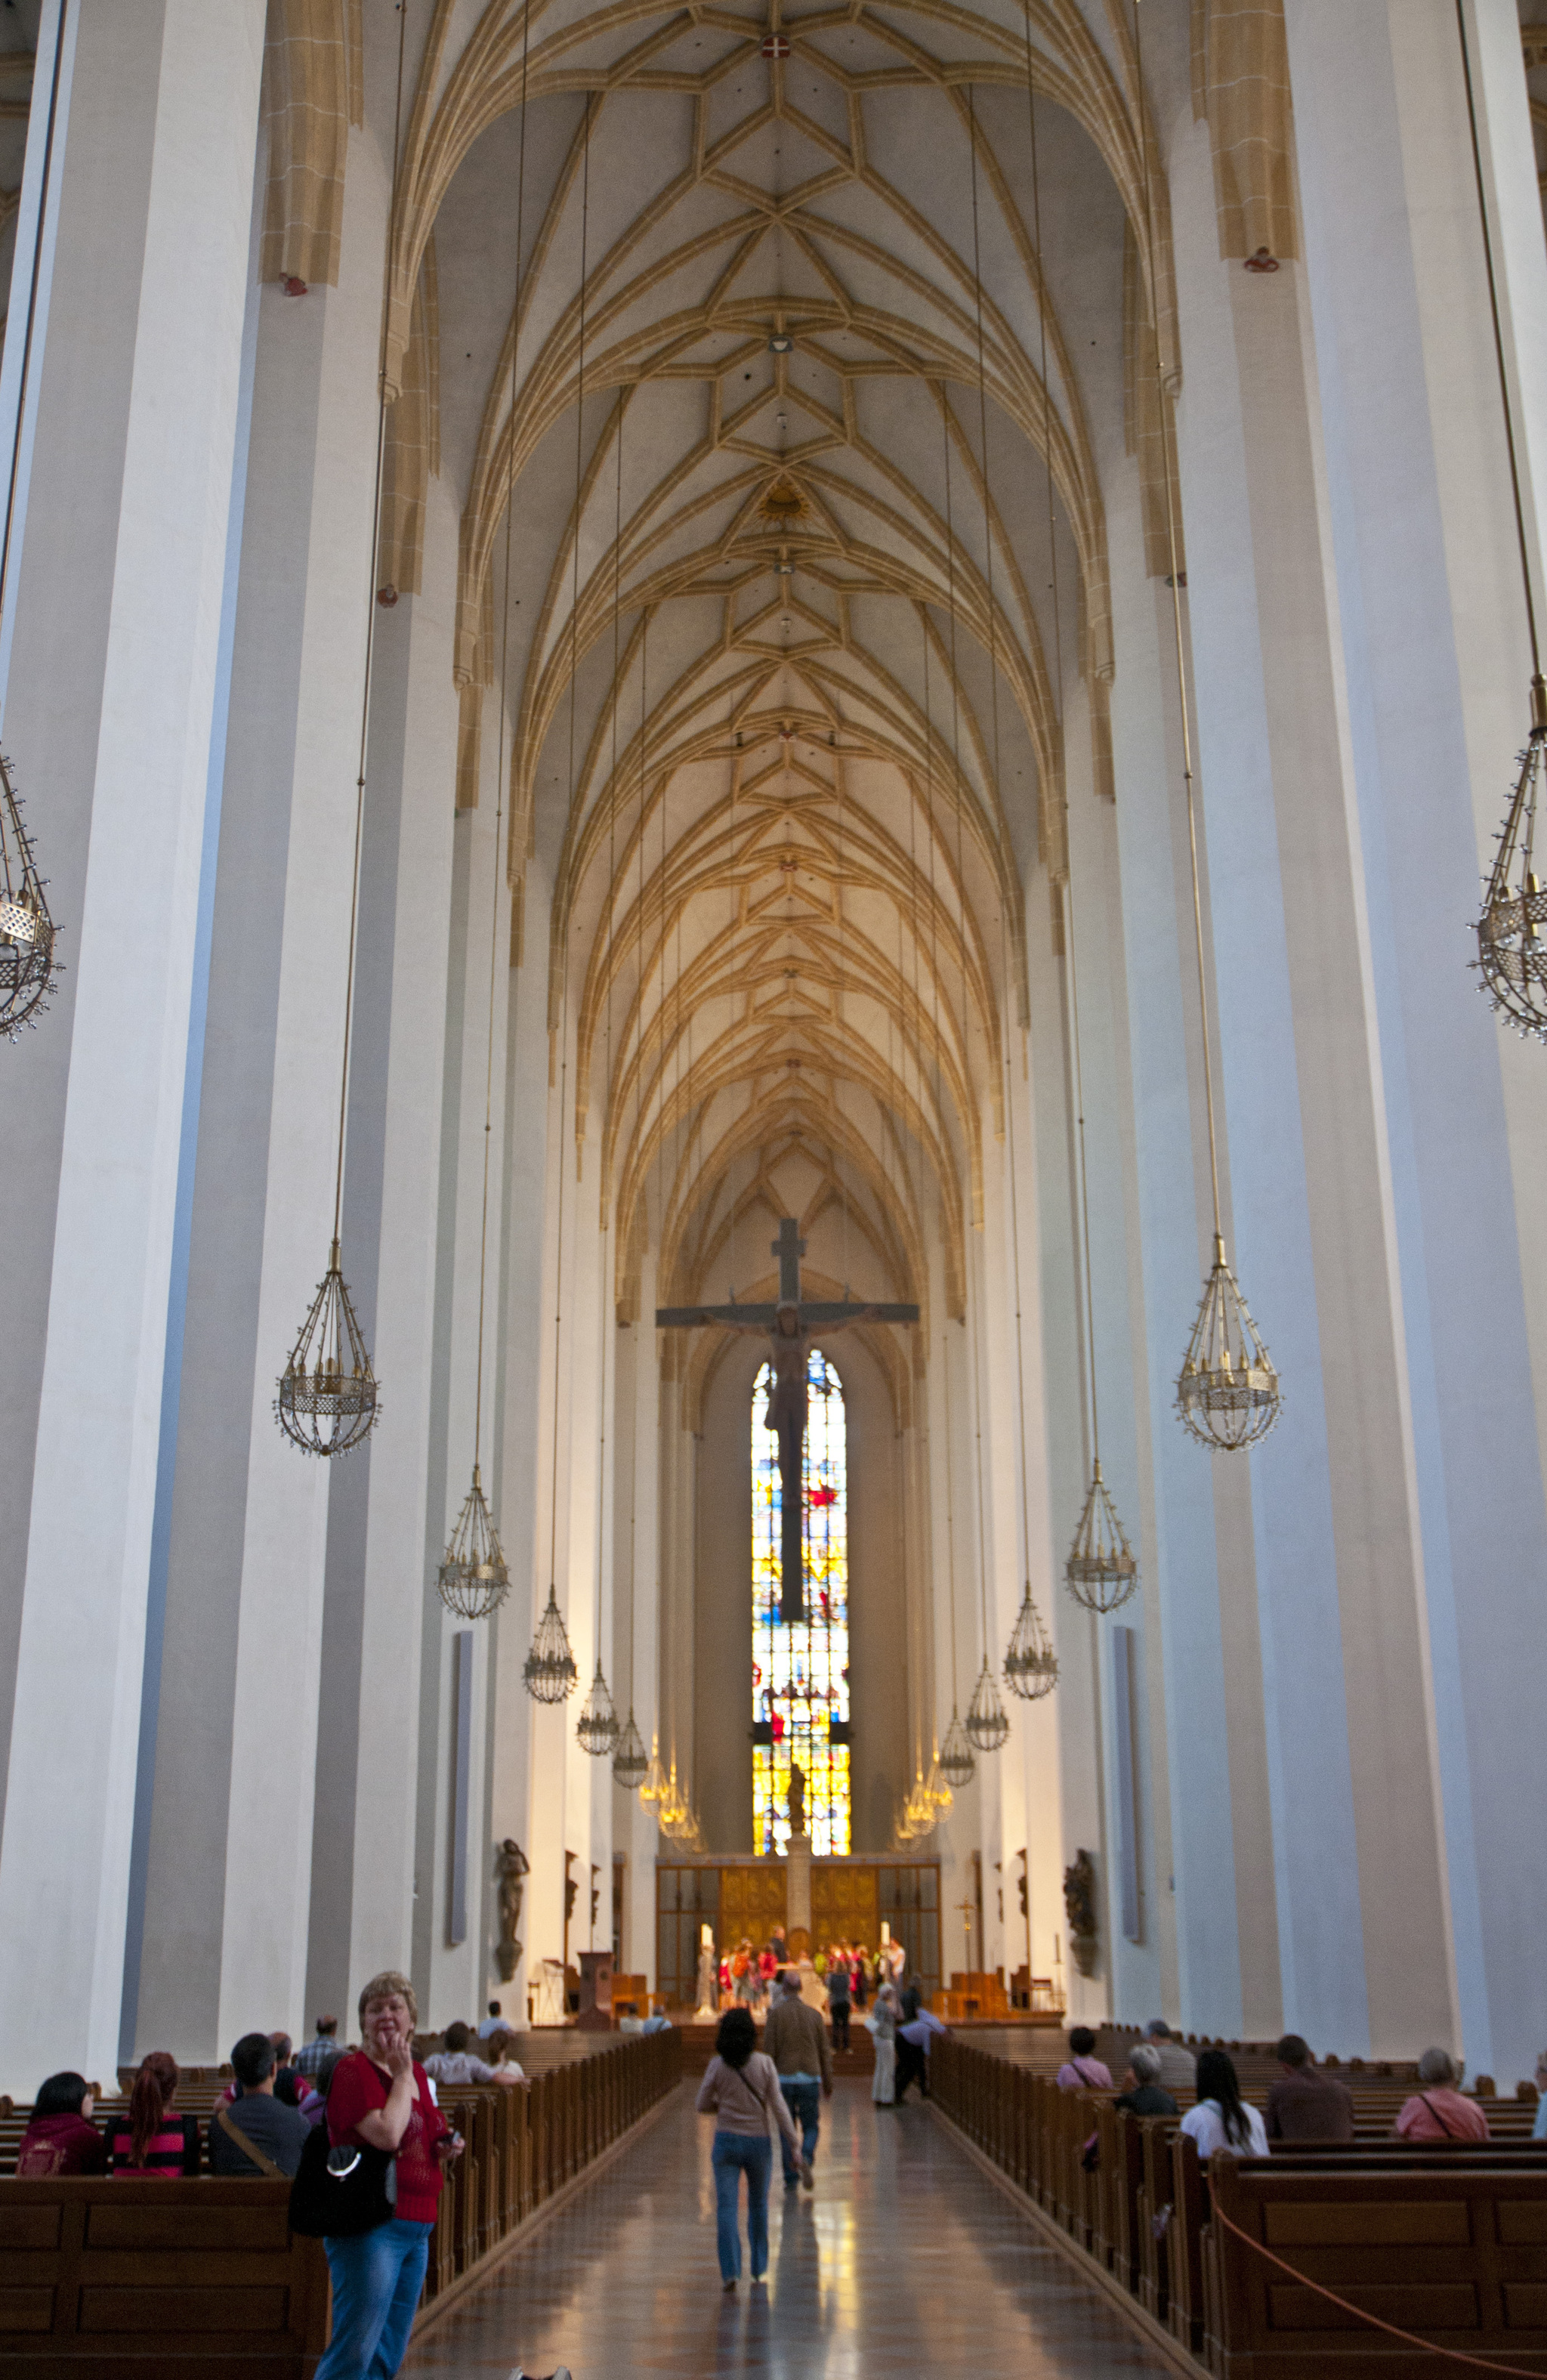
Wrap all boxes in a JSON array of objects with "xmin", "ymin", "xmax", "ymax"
[{"xmin": 656, "ymin": 1219, "xmax": 919, "ymax": 1621}]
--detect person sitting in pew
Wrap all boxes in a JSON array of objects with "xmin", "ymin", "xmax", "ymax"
[
  {"xmin": 106, "ymin": 2052, "xmax": 201, "ymax": 2175},
  {"xmin": 1394, "ymin": 2046, "xmax": 1490, "ymax": 2141},
  {"xmin": 1534, "ymin": 2054, "xmax": 1547, "ymax": 2142},
  {"xmin": 1180, "ymin": 2048, "xmax": 1268, "ymax": 2159},
  {"xmin": 1115, "ymin": 2042, "xmax": 1178, "ymax": 2118},
  {"xmin": 1056, "ymin": 2026, "xmax": 1113, "ymax": 2092},
  {"xmin": 1144, "ymin": 2020, "xmax": 1197, "ymax": 2094},
  {"xmin": 208, "ymin": 2033, "xmax": 310, "ymax": 2178},
  {"xmin": 1266, "ymin": 2034, "xmax": 1355, "ymax": 2141},
  {"xmin": 295, "ymin": 2014, "xmax": 338, "ymax": 2078},
  {"xmin": 16, "ymin": 2072, "xmax": 107, "ymax": 2175},
  {"xmin": 422, "ymin": 2020, "xmax": 526, "ymax": 2090}
]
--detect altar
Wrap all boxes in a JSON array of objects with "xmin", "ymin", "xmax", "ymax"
[{"xmin": 655, "ymin": 1855, "xmax": 940, "ymax": 2005}]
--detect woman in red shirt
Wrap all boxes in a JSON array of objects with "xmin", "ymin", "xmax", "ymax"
[
  {"xmin": 313, "ymin": 1970, "xmax": 461, "ymax": 2380},
  {"xmin": 17, "ymin": 2072, "xmax": 107, "ymax": 2175}
]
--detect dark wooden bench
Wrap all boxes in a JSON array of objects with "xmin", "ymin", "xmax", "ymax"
[
  {"xmin": 0, "ymin": 2179, "xmax": 326, "ymax": 2375},
  {"xmin": 1206, "ymin": 2153, "xmax": 1547, "ymax": 2378}
]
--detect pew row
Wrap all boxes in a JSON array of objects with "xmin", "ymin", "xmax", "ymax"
[
  {"xmin": 0, "ymin": 2027, "xmax": 681, "ymax": 2372},
  {"xmin": 931, "ymin": 2034, "xmax": 1547, "ymax": 2378}
]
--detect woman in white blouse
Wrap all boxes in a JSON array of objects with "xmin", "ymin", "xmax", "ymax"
[{"xmin": 1179, "ymin": 2048, "xmax": 1268, "ymax": 2159}]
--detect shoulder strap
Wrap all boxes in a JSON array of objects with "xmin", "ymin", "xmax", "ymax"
[
  {"xmin": 216, "ymin": 2103, "xmax": 286, "ymax": 2180},
  {"xmin": 1419, "ymin": 2092, "xmax": 1463, "ymax": 2140}
]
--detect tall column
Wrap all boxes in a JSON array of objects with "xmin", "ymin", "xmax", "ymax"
[
  {"xmin": 0, "ymin": 0, "xmax": 265, "ymax": 2089},
  {"xmin": 131, "ymin": 104, "xmax": 391, "ymax": 2059},
  {"xmin": 1285, "ymin": 0, "xmax": 1547, "ymax": 2085},
  {"xmin": 304, "ymin": 466, "xmax": 460, "ymax": 2032}
]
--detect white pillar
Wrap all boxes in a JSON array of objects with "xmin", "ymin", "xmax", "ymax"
[
  {"xmin": 0, "ymin": 0, "xmax": 265, "ymax": 2089},
  {"xmin": 1285, "ymin": 0, "xmax": 1547, "ymax": 2087}
]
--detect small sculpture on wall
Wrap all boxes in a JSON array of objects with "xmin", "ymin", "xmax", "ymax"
[
  {"xmin": 1064, "ymin": 1847, "xmax": 1099, "ymax": 1979},
  {"xmin": 787, "ymin": 1758, "xmax": 807, "ymax": 1839},
  {"xmin": 494, "ymin": 1838, "xmax": 529, "ymax": 1983}
]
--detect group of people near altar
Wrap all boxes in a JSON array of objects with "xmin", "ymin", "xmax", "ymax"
[{"xmin": 715, "ymin": 1929, "xmax": 907, "ymax": 2020}]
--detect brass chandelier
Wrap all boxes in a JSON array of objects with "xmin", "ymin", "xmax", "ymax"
[
  {"xmin": 278, "ymin": 5, "xmax": 413, "ymax": 1460},
  {"xmin": 1453, "ymin": 5, "xmax": 1547, "ymax": 1039},
  {"xmin": 0, "ymin": 759, "xmax": 57, "ymax": 1039},
  {"xmin": 0, "ymin": 17, "xmax": 68, "ymax": 1044},
  {"xmin": 1134, "ymin": 1, "xmax": 1280, "ymax": 1454}
]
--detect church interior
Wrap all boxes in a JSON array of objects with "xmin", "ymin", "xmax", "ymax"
[{"xmin": 3, "ymin": 0, "xmax": 1547, "ymax": 2372}]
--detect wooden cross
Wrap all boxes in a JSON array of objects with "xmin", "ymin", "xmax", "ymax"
[{"xmin": 656, "ymin": 1219, "xmax": 919, "ymax": 1620}]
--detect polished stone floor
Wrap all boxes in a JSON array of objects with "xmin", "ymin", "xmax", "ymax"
[{"xmin": 404, "ymin": 2082, "xmax": 1172, "ymax": 2378}]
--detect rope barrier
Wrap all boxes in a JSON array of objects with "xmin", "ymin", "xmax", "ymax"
[{"xmin": 1213, "ymin": 2202, "xmax": 1547, "ymax": 2377}]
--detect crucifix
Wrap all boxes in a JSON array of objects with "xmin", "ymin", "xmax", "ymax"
[{"xmin": 656, "ymin": 1219, "xmax": 919, "ymax": 1621}]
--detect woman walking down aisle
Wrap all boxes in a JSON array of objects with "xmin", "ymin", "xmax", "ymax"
[
  {"xmin": 696, "ymin": 2008, "xmax": 808, "ymax": 2289},
  {"xmin": 314, "ymin": 1971, "xmax": 463, "ymax": 2380}
]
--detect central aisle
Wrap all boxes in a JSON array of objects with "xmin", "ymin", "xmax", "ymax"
[{"xmin": 405, "ymin": 2080, "xmax": 1175, "ymax": 2378}]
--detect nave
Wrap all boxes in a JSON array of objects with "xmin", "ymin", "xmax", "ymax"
[{"xmin": 405, "ymin": 2082, "xmax": 1169, "ymax": 2380}]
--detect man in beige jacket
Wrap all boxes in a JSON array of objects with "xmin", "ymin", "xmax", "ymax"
[{"xmin": 763, "ymin": 1972, "xmax": 833, "ymax": 2187}]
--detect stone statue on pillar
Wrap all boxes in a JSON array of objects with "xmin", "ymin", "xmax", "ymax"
[
  {"xmin": 494, "ymin": 1838, "xmax": 529, "ymax": 1983},
  {"xmin": 787, "ymin": 1758, "xmax": 806, "ymax": 1839}
]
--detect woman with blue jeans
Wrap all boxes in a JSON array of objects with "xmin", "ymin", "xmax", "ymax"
[
  {"xmin": 695, "ymin": 2008, "xmax": 807, "ymax": 2290},
  {"xmin": 315, "ymin": 1971, "xmax": 462, "ymax": 2378}
]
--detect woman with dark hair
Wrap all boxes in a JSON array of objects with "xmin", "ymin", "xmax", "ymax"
[
  {"xmin": 1180, "ymin": 2048, "xmax": 1268, "ymax": 2159},
  {"xmin": 695, "ymin": 2006, "xmax": 806, "ymax": 2289},
  {"xmin": 105, "ymin": 2053, "xmax": 200, "ymax": 2175},
  {"xmin": 1055, "ymin": 2026, "xmax": 1113, "ymax": 2092},
  {"xmin": 17, "ymin": 2074, "xmax": 107, "ymax": 2175}
]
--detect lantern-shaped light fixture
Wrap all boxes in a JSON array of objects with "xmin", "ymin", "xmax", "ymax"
[
  {"xmin": 939, "ymin": 1711, "xmax": 975, "ymax": 1790},
  {"xmin": 437, "ymin": 1466, "xmax": 510, "ymax": 1618},
  {"xmin": 1175, "ymin": 1238, "xmax": 1280, "ymax": 1452},
  {"xmin": 1005, "ymin": 1582, "xmax": 1060, "ymax": 1695},
  {"xmin": 523, "ymin": 1585, "xmax": 578, "ymax": 1704},
  {"xmin": 965, "ymin": 1659, "xmax": 1011, "ymax": 1754},
  {"xmin": 613, "ymin": 1708, "xmax": 648, "ymax": 1788},
  {"xmin": 0, "ymin": 756, "xmax": 57, "ymax": 1040},
  {"xmin": 276, "ymin": 1240, "xmax": 379, "ymax": 1457},
  {"xmin": 576, "ymin": 1661, "xmax": 619, "ymax": 1756}
]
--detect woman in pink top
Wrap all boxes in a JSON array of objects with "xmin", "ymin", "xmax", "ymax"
[
  {"xmin": 696, "ymin": 2008, "xmax": 806, "ymax": 2289},
  {"xmin": 1394, "ymin": 2047, "xmax": 1490, "ymax": 2141},
  {"xmin": 1056, "ymin": 2025, "xmax": 1114, "ymax": 2092}
]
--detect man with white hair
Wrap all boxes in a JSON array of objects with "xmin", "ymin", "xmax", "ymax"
[{"xmin": 763, "ymin": 1970, "xmax": 832, "ymax": 2187}]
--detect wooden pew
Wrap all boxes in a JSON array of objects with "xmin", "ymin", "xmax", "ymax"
[
  {"xmin": 0, "ymin": 2178, "xmax": 326, "ymax": 2375},
  {"xmin": 1206, "ymin": 2151, "xmax": 1547, "ymax": 2378}
]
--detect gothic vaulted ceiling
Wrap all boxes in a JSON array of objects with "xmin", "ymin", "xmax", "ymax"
[{"xmin": 341, "ymin": 0, "xmax": 1181, "ymax": 1354}]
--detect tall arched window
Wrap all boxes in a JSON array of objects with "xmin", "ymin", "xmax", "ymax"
[{"xmin": 752, "ymin": 1349, "xmax": 851, "ymax": 1856}]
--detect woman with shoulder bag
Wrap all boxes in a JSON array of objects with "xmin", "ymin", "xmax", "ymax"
[
  {"xmin": 306, "ymin": 1970, "xmax": 463, "ymax": 2379},
  {"xmin": 696, "ymin": 2008, "xmax": 807, "ymax": 2289}
]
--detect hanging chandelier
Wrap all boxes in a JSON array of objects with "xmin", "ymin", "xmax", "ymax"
[
  {"xmin": 965, "ymin": 1658, "xmax": 1010, "ymax": 1753},
  {"xmin": 1064, "ymin": 1461, "xmax": 1138, "ymax": 1612},
  {"xmin": 925, "ymin": 1743, "xmax": 953, "ymax": 1815},
  {"xmin": 576, "ymin": 1660, "xmax": 619, "ymax": 1756},
  {"xmin": 939, "ymin": 1710, "xmax": 975, "ymax": 1790},
  {"xmin": 437, "ymin": 1464, "xmax": 510, "ymax": 1619},
  {"xmin": 0, "ymin": 758, "xmax": 57, "ymax": 1038},
  {"xmin": 638, "ymin": 1731, "xmax": 667, "ymax": 1804},
  {"xmin": 523, "ymin": 1585, "xmax": 578, "ymax": 1703},
  {"xmin": 1452, "ymin": 4, "xmax": 1547, "ymax": 1040},
  {"xmin": 276, "ymin": 6, "xmax": 413, "ymax": 1460},
  {"xmin": 613, "ymin": 1708, "xmax": 648, "ymax": 1788},
  {"xmin": 1130, "ymin": 2, "xmax": 1281, "ymax": 1454},
  {"xmin": 1005, "ymin": 1581, "xmax": 1060, "ymax": 1695},
  {"xmin": 276, "ymin": 1239, "xmax": 379, "ymax": 1457},
  {"xmin": 1175, "ymin": 1240, "xmax": 1279, "ymax": 1451},
  {"xmin": 0, "ymin": 27, "xmax": 69, "ymax": 1047},
  {"xmin": 1475, "ymin": 684, "xmax": 1547, "ymax": 1037}
]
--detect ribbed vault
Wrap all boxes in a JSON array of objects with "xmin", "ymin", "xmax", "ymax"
[{"xmin": 384, "ymin": 0, "xmax": 1169, "ymax": 1346}]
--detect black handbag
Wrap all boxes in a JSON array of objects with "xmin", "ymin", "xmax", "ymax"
[{"xmin": 287, "ymin": 2122, "xmax": 397, "ymax": 2238}]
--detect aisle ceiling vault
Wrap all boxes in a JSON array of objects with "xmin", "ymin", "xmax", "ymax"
[{"xmin": 384, "ymin": 0, "xmax": 1167, "ymax": 1339}]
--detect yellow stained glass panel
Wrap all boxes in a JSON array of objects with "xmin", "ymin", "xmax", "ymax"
[{"xmin": 752, "ymin": 1349, "xmax": 851, "ymax": 1856}]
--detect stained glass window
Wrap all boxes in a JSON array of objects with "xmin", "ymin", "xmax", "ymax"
[{"xmin": 752, "ymin": 1349, "xmax": 851, "ymax": 1856}]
